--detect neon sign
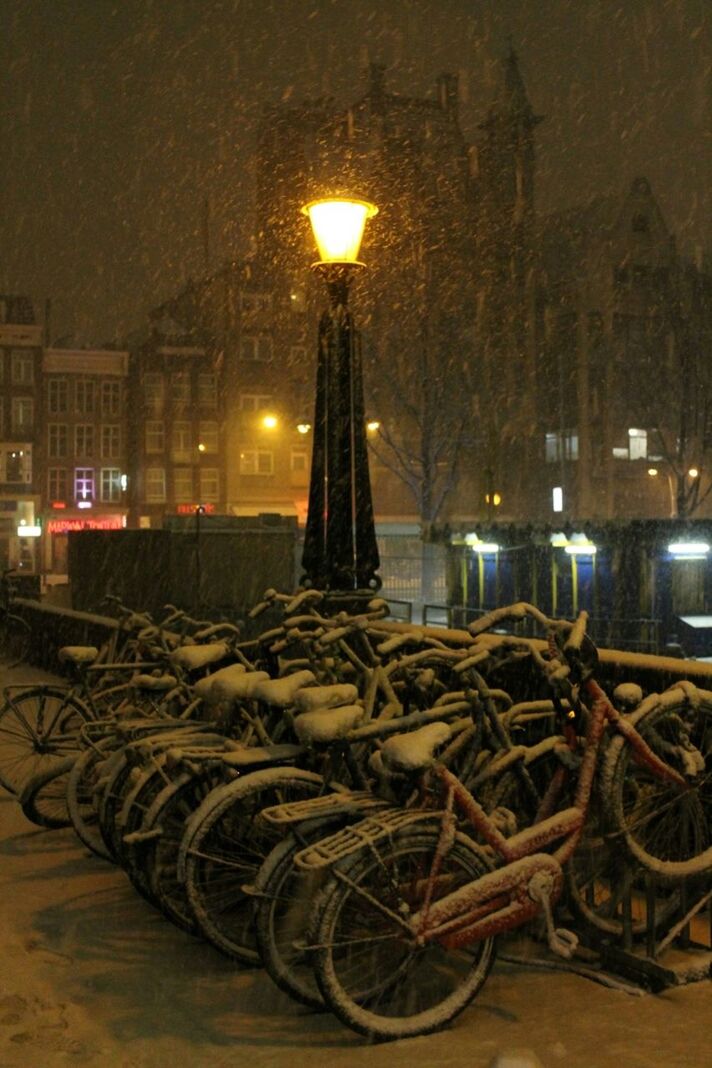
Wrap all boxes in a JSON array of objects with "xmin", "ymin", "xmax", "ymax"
[
  {"xmin": 46, "ymin": 515, "xmax": 124, "ymax": 534},
  {"xmin": 176, "ymin": 503, "xmax": 215, "ymax": 515}
]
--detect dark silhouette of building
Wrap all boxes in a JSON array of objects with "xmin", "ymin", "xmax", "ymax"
[{"xmin": 132, "ymin": 50, "xmax": 712, "ymax": 536}]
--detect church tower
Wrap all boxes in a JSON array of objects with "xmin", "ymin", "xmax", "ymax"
[{"xmin": 476, "ymin": 46, "xmax": 542, "ymax": 284}]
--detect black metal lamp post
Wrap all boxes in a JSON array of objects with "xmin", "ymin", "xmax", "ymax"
[{"xmin": 300, "ymin": 197, "xmax": 381, "ymax": 599}]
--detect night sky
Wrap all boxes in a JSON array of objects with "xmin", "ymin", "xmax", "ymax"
[{"xmin": 1, "ymin": 0, "xmax": 710, "ymax": 343}]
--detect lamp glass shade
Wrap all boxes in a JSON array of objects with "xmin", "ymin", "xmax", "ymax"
[{"xmin": 302, "ymin": 198, "xmax": 378, "ymax": 263}]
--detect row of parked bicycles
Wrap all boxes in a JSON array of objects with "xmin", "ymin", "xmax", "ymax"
[{"xmin": 0, "ymin": 588, "xmax": 710, "ymax": 1041}]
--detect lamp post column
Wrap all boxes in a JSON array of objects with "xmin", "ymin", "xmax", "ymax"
[{"xmin": 302, "ymin": 264, "xmax": 380, "ymax": 593}]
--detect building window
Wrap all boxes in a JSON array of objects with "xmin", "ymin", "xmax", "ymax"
[
  {"xmin": 240, "ymin": 449, "xmax": 274, "ymax": 475},
  {"xmin": 199, "ymin": 468, "xmax": 220, "ymax": 501},
  {"xmin": 101, "ymin": 380, "xmax": 121, "ymax": 416},
  {"xmin": 74, "ymin": 424, "xmax": 95, "ymax": 458},
  {"xmin": 289, "ymin": 289, "xmax": 306, "ymax": 312},
  {"xmin": 101, "ymin": 424, "xmax": 121, "ymax": 459},
  {"xmin": 48, "ymin": 467, "xmax": 68, "ymax": 501},
  {"xmin": 100, "ymin": 468, "xmax": 121, "ymax": 502},
  {"xmin": 74, "ymin": 467, "xmax": 94, "ymax": 502},
  {"xmin": 145, "ymin": 421, "xmax": 164, "ymax": 453},
  {"xmin": 240, "ymin": 291, "xmax": 272, "ymax": 313},
  {"xmin": 290, "ymin": 448, "xmax": 308, "ymax": 473},
  {"xmin": 3, "ymin": 446, "xmax": 31, "ymax": 484},
  {"xmin": 173, "ymin": 467, "xmax": 193, "ymax": 501},
  {"xmin": 198, "ymin": 420, "xmax": 218, "ymax": 453},
  {"xmin": 11, "ymin": 397, "xmax": 34, "ymax": 433},
  {"xmin": 197, "ymin": 372, "xmax": 217, "ymax": 408},
  {"xmin": 11, "ymin": 350, "xmax": 33, "ymax": 385},
  {"xmin": 143, "ymin": 372, "xmax": 164, "ymax": 413},
  {"xmin": 47, "ymin": 378, "xmax": 68, "ymax": 414},
  {"xmin": 145, "ymin": 467, "xmax": 166, "ymax": 502},
  {"xmin": 75, "ymin": 379, "xmax": 95, "ymax": 415},
  {"xmin": 240, "ymin": 335, "xmax": 273, "ymax": 362},
  {"xmin": 628, "ymin": 428, "xmax": 648, "ymax": 460},
  {"xmin": 239, "ymin": 393, "xmax": 273, "ymax": 411},
  {"xmin": 171, "ymin": 421, "xmax": 192, "ymax": 461},
  {"xmin": 545, "ymin": 430, "xmax": 579, "ymax": 462},
  {"xmin": 48, "ymin": 424, "xmax": 68, "ymax": 459},
  {"xmin": 172, "ymin": 372, "xmax": 191, "ymax": 407}
]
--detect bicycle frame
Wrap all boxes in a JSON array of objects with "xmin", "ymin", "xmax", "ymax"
[{"xmin": 411, "ymin": 676, "xmax": 688, "ymax": 951}]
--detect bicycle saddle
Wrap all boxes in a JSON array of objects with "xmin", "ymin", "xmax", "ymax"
[
  {"xmin": 293, "ymin": 704, "xmax": 364, "ymax": 744},
  {"xmin": 252, "ymin": 670, "xmax": 317, "ymax": 706},
  {"xmin": 380, "ymin": 721, "xmax": 452, "ymax": 772},
  {"xmin": 58, "ymin": 645, "xmax": 99, "ymax": 666},
  {"xmin": 294, "ymin": 683, "xmax": 359, "ymax": 713},
  {"xmin": 209, "ymin": 669, "xmax": 270, "ymax": 702}
]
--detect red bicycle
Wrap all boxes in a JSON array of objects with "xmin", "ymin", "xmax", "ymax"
[{"xmin": 302, "ymin": 606, "xmax": 712, "ymax": 1040}]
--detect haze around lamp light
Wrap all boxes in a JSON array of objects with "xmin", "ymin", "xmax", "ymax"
[{"xmin": 301, "ymin": 198, "xmax": 378, "ymax": 265}]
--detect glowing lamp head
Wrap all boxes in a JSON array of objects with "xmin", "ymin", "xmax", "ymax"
[
  {"xmin": 301, "ymin": 198, "xmax": 378, "ymax": 265},
  {"xmin": 261, "ymin": 414, "xmax": 278, "ymax": 430},
  {"xmin": 297, "ymin": 423, "xmax": 311, "ymax": 435},
  {"xmin": 366, "ymin": 419, "xmax": 381, "ymax": 433}
]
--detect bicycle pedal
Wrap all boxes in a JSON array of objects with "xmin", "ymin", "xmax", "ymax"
[{"xmin": 549, "ymin": 927, "xmax": 578, "ymax": 960}]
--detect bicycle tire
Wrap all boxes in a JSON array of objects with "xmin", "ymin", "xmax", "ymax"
[
  {"xmin": 143, "ymin": 765, "xmax": 231, "ymax": 933},
  {"xmin": 254, "ymin": 818, "xmax": 342, "ymax": 1008},
  {"xmin": 0, "ymin": 687, "xmax": 91, "ymax": 795},
  {"xmin": 311, "ymin": 825, "xmax": 496, "ymax": 1041},
  {"xmin": 0, "ymin": 612, "xmax": 31, "ymax": 667},
  {"xmin": 566, "ymin": 818, "xmax": 680, "ymax": 937},
  {"xmin": 605, "ymin": 692, "xmax": 712, "ymax": 881},
  {"xmin": 19, "ymin": 756, "xmax": 76, "ymax": 829},
  {"xmin": 182, "ymin": 767, "xmax": 324, "ymax": 964},
  {"xmin": 65, "ymin": 738, "xmax": 119, "ymax": 862}
]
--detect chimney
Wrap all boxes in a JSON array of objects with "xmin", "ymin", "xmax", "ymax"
[{"xmin": 437, "ymin": 73, "xmax": 459, "ymax": 116}]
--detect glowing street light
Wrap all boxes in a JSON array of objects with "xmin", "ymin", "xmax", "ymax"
[
  {"xmin": 261, "ymin": 414, "xmax": 278, "ymax": 430},
  {"xmin": 300, "ymin": 195, "xmax": 381, "ymax": 595},
  {"xmin": 296, "ymin": 422, "xmax": 311, "ymax": 435},
  {"xmin": 301, "ymin": 198, "xmax": 378, "ymax": 265}
]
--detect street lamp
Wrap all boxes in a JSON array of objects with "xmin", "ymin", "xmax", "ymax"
[{"xmin": 299, "ymin": 196, "xmax": 381, "ymax": 596}]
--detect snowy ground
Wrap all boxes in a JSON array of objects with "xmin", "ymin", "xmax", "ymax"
[{"xmin": 1, "ymin": 664, "xmax": 710, "ymax": 1067}]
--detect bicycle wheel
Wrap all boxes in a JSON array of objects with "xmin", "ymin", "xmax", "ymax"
[
  {"xmin": 97, "ymin": 754, "xmax": 139, "ymax": 861},
  {"xmin": 19, "ymin": 757, "xmax": 76, "ymax": 829},
  {"xmin": 255, "ymin": 818, "xmax": 342, "ymax": 1009},
  {"xmin": 0, "ymin": 613, "xmax": 31, "ymax": 667},
  {"xmin": 0, "ymin": 687, "xmax": 91, "ymax": 795},
  {"xmin": 183, "ymin": 767, "xmax": 323, "ymax": 964},
  {"xmin": 144, "ymin": 765, "xmax": 231, "ymax": 934},
  {"xmin": 66, "ymin": 740, "xmax": 117, "ymax": 861},
  {"xmin": 606, "ymin": 694, "xmax": 712, "ymax": 880},
  {"xmin": 312, "ymin": 825, "xmax": 496, "ymax": 1041},
  {"xmin": 566, "ymin": 812, "xmax": 680, "ymax": 937}
]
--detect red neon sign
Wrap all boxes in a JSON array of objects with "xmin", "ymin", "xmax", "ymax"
[
  {"xmin": 176, "ymin": 503, "xmax": 216, "ymax": 515},
  {"xmin": 51, "ymin": 501, "xmax": 67, "ymax": 509},
  {"xmin": 46, "ymin": 515, "xmax": 124, "ymax": 534}
]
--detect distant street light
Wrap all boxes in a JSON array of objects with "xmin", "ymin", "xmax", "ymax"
[
  {"xmin": 261, "ymin": 414, "xmax": 278, "ymax": 430},
  {"xmin": 300, "ymin": 196, "xmax": 380, "ymax": 595},
  {"xmin": 296, "ymin": 422, "xmax": 312, "ymax": 435}
]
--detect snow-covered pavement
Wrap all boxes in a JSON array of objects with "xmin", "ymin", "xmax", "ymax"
[{"xmin": 0, "ymin": 664, "xmax": 710, "ymax": 1067}]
